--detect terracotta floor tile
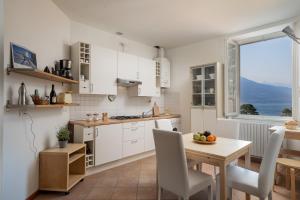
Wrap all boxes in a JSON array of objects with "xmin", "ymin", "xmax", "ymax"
[
  {"xmin": 35, "ymin": 155, "xmax": 299, "ymax": 200},
  {"xmin": 137, "ymin": 187, "xmax": 157, "ymax": 200},
  {"xmin": 111, "ymin": 187, "xmax": 137, "ymax": 200},
  {"xmin": 85, "ymin": 187, "xmax": 114, "ymax": 200}
]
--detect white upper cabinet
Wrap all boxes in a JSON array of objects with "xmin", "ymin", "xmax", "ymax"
[
  {"xmin": 128, "ymin": 57, "xmax": 156, "ymax": 97},
  {"xmin": 90, "ymin": 45, "xmax": 117, "ymax": 95},
  {"xmin": 117, "ymin": 52, "xmax": 139, "ymax": 81},
  {"xmin": 160, "ymin": 58, "xmax": 171, "ymax": 88}
]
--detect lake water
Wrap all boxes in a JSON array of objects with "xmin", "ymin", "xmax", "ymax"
[{"xmin": 250, "ymin": 102, "xmax": 292, "ymax": 116}]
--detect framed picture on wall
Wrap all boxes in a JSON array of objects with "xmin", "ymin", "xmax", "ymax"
[{"xmin": 10, "ymin": 42, "xmax": 37, "ymax": 69}]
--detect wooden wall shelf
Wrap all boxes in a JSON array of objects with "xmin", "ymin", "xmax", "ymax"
[
  {"xmin": 7, "ymin": 67, "xmax": 79, "ymax": 84},
  {"xmin": 6, "ymin": 103, "xmax": 79, "ymax": 110}
]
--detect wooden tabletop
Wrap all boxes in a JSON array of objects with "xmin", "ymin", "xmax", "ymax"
[
  {"xmin": 182, "ymin": 133, "xmax": 252, "ymax": 159},
  {"xmin": 69, "ymin": 114, "xmax": 180, "ymax": 127},
  {"xmin": 269, "ymin": 126, "xmax": 300, "ymax": 140},
  {"xmin": 40, "ymin": 143, "xmax": 85, "ymax": 154}
]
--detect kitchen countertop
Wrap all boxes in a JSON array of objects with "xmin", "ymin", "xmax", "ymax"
[{"xmin": 69, "ymin": 114, "xmax": 180, "ymax": 127}]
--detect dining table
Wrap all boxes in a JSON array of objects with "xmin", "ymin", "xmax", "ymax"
[{"xmin": 182, "ymin": 133, "xmax": 252, "ymax": 200}]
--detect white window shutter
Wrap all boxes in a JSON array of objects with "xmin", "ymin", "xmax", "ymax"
[{"xmin": 224, "ymin": 39, "xmax": 240, "ymax": 117}]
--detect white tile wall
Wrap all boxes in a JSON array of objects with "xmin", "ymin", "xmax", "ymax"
[{"xmin": 70, "ymin": 87, "xmax": 165, "ymax": 120}]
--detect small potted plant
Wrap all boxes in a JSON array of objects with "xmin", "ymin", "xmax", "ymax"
[{"xmin": 56, "ymin": 126, "xmax": 70, "ymax": 148}]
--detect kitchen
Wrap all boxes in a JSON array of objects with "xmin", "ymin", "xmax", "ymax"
[{"xmin": 1, "ymin": 1, "xmax": 300, "ymax": 200}]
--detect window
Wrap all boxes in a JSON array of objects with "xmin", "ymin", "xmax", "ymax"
[
  {"xmin": 225, "ymin": 32, "xmax": 294, "ymax": 118},
  {"xmin": 240, "ymin": 37, "xmax": 293, "ymax": 117}
]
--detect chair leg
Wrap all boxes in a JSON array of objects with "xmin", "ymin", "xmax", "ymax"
[
  {"xmin": 228, "ymin": 187, "xmax": 232, "ymax": 200},
  {"xmin": 290, "ymin": 168, "xmax": 296, "ymax": 200},
  {"xmin": 157, "ymin": 186, "xmax": 162, "ymax": 200},
  {"xmin": 246, "ymin": 193, "xmax": 250, "ymax": 200},
  {"xmin": 207, "ymin": 185, "xmax": 213, "ymax": 200},
  {"xmin": 196, "ymin": 163, "xmax": 202, "ymax": 171},
  {"xmin": 268, "ymin": 191, "xmax": 272, "ymax": 200}
]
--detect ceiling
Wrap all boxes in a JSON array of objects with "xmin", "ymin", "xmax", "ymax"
[{"xmin": 53, "ymin": 0, "xmax": 300, "ymax": 49}]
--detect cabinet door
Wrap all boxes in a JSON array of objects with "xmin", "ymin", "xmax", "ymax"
[
  {"xmin": 117, "ymin": 52, "xmax": 138, "ymax": 81},
  {"xmin": 95, "ymin": 124, "xmax": 122, "ymax": 166},
  {"xmin": 191, "ymin": 108, "xmax": 204, "ymax": 132},
  {"xmin": 138, "ymin": 58, "xmax": 156, "ymax": 96},
  {"xmin": 203, "ymin": 109, "xmax": 217, "ymax": 133},
  {"xmin": 91, "ymin": 45, "xmax": 117, "ymax": 95},
  {"xmin": 144, "ymin": 120, "xmax": 156, "ymax": 151},
  {"xmin": 160, "ymin": 58, "xmax": 171, "ymax": 88}
]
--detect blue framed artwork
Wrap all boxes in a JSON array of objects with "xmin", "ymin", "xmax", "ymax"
[{"xmin": 11, "ymin": 43, "xmax": 37, "ymax": 69}]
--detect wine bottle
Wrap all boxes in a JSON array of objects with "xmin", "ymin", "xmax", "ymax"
[{"xmin": 50, "ymin": 84, "xmax": 57, "ymax": 104}]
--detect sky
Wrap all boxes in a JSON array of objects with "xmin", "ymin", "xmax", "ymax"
[{"xmin": 240, "ymin": 36, "xmax": 292, "ymax": 88}]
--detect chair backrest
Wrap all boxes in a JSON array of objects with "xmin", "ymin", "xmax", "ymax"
[
  {"xmin": 153, "ymin": 129, "xmax": 189, "ymax": 196},
  {"xmin": 155, "ymin": 119, "xmax": 173, "ymax": 131},
  {"xmin": 258, "ymin": 127, "xmax": 285, "ymax": 197}
]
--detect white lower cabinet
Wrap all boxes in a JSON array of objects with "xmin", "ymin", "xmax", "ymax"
[
  {"xmin": 191, "ymin": 108, "xmax": 217, "ymax": 133},
  {"xmin": 95, "ymin": 124, "xmax": 122, "ymax": 166},
  {"xmin": 122, "ymin": 122, "xmax": 145, "ymax": 158},
  {"xmin": 144, "ymin": 120, "xmax": 155, "ymax": 151},
  {"xmin": 123, "ymin": 139, "xmax": 145, "ymax": 158}
]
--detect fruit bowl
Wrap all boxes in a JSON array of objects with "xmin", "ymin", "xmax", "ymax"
[
  {"xmin": 193, "ymin": 139, "xmax": 216, "ymax": 144},
  {"xmin": 193, "ymin": 131, "xmax": 217, "ymax": 144}
]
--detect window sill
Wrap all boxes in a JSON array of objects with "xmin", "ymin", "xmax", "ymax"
[{"xmin": 233, "ymin": 114, "xmax": 293, "ymax": 123}]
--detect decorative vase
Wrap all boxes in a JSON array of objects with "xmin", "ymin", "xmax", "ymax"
[{"xmin": 58, "ymin": 140, "xmax": 68, "ymax": 148}]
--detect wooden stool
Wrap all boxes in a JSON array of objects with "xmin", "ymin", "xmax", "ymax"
[{"xmin": 276, "ymin": 158, "xmax": 300, "ymax": 200}]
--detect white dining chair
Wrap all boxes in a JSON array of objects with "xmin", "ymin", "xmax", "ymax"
[
  {"xmin": 155, "ymin": 119, "xmax": 203, "ymax": 171},
  {"xmin": 216, "ymin": 127, "xmax": 285, "ymax": 200},
  {"xmin": 155, "ymin": 119, "xmax": 174, "ymax": 131},
  {"xmin": 153, "ymin": 129, "xmax": 213, "ymax": 200}
]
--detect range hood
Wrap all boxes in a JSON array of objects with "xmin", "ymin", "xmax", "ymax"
[{"xmin": 117, "ymin": 78, "xmax": 142, "ymax": 87}]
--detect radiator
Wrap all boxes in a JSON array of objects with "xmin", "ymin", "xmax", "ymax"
[{"xmin": 239, "ymin": 122, "xmax": 275, "ymax": 158}]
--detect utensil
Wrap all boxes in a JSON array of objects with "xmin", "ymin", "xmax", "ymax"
[{"xmin": 18, "ymin": 82, "xmax": 28, "ymax": 105}]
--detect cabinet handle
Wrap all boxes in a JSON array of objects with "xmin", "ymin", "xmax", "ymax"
[
  {"xmin": 90, "ymin": 83, "xmax": 94, "ymax": 93},
  {"xmin": 96, "ymin": 128, "xmax": 99, "ymax": 137},
  {"xmin": 131, "ymin": 140, "xmax": 138, "ymax": 144},
  {"xmin": 131, "ymin": 127, "xmax": 138, "ymax": 131}
]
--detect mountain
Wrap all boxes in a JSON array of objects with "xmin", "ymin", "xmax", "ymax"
[{"xmin": 240, "ymin": 77, "xmax": 292, "ymax": 104}]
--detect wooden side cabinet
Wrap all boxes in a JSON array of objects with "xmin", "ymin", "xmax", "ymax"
[{"xmin": 39, "ymin": 143, "xmax": 86, "ymax": 193}]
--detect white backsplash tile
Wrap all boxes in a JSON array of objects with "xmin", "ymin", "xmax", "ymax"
[{"xmin": 70, "ymin": 87, "xmax": 165, "ymax": 120}]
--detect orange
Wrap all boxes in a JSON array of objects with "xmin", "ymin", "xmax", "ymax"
[{"xmin": 207, "ymin": 135, "xmax": 214, "ymax": 142}]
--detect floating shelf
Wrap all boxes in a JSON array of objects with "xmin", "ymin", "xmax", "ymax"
[
  {"xmin": 6, "ymin": 103, "xmax": 79, "ymax": 110},
  {"xmin": 7, "ymin": 67, "xmax": 79, "ymax": 84}
]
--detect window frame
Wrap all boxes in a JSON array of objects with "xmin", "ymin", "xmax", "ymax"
[{"xmin": 225, "ymin": 31, "xmax": 296, "ymax": 120}]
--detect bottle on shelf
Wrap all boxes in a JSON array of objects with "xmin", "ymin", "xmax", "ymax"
[{"xmin": 50, "ymin": 84, "xmax": 57, "ymax": 104}]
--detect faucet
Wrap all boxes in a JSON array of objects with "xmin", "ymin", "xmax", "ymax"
[{"xmin": 142, "ymin": 108, "xmax": 153, "ymax": 118}]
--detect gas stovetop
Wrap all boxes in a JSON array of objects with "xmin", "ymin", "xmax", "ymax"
[{"xmin": 110, "ymin": 115, "xmax": 142, "ymax": 120}]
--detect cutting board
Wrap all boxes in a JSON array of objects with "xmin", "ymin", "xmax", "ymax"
[{"xmin": 153, "ymin": 102, "xmax": 160, "ymax": 117}]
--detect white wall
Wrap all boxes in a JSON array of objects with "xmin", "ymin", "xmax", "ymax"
[
  {"xmin": 3, "ymin": 0, "xmax": 71, "ymax": 199},
  {"xmin": 69, "ymin": 21, "xmax": 165, "ymax": 119},
  {"xmin": 0, "ymin": 0, "xmax": 4, "ymax": 198},
  {"xmin": 166, "ymin": 37, "xmax": 225, "ymax": 132}
]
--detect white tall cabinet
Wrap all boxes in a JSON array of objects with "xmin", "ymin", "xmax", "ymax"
[
  {"xmin": 190, "ymin": 62, "xmax": 223, "ymax": 133},
  {"xmin": 90, "ymin": 45, "xmax": 117, "ymax": 95}
]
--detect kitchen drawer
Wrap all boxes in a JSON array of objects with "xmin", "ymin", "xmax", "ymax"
[
  {"xmin": 122, "ymin": 121, "xmax": 145, "ymax": 129},
  {"xmin": 83, "ymin": 127, "xmax": 94, "ymax": 141},
  {"xmin": 122, "ymin": 139, "xmax": 144, "ymax": 158},
  {"xmin": 123, "ymin": 126, "xmax": 144, "ymax": 141},
  {"xmin": 80, "ymin": 80, "xmax": 90, "ymax": 94}
]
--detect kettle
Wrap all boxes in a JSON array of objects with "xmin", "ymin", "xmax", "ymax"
[{"xmin": 18, "ymin": 82, "xmax": 28, "ymax": 105}]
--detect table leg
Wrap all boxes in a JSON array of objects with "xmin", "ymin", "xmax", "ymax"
[
  {"xmin": 245, "ymin": 149, "xmax": 251, "ymax": 169},
  {"xmin": 219, "ymin": 163, "xmax": 227, "ymax": 200},
  {"xmin": 245, "ymin": 148, "xmax": 251, "ymax": 199},
  {"xmin": 290, "ymin": 168, "xmax": 296, "ymax": 200}
]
